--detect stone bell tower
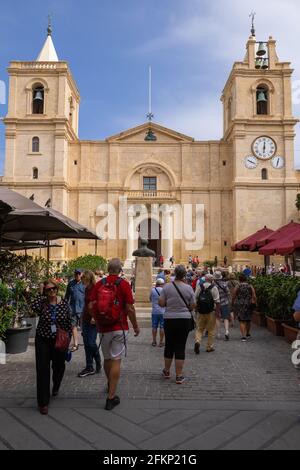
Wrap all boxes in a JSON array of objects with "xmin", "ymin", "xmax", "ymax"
[
  {"xmin": 221, "ymin": 21, "xmax": 299, "ymax": 264},
  {"xmin": 3, "ymin": 20, "xmax": 80, "ymax": 215}
]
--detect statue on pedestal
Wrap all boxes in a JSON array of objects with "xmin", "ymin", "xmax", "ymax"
[
  {"xmin": 132, "ymin": 239, "xmax": 156, "ymax": 258},
  {"xmin": 132, "ymin": 240, "xmax": 155, "ymax": 307}
]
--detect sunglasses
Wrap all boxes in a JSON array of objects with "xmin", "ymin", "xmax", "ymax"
[{"xmin": 45, "ymin": 287, "xmax": 57, "ymax": 292}]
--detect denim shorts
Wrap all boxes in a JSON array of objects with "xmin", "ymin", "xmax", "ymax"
[
  {"xmin": 221, "ymin": 305, "xmax": 231, "ymax": 320},
  {"xmin": 152, "ymin": 314, "xmax": 164, "ymax": 330}
]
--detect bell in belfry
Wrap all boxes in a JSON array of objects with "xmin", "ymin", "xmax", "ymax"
[
  {"xmin": 257, "ymin": 42, "xmax": 267, "ymax": 56},
  {"xmin": 255, "ymin": 58, "xmax": 262, "ymax": 69},
  {"xmin": 34, "ymin": 90, "xmax": 44, "ymax": 101},
  {"xmin": 257, "ymin": 91, "xmax": 267, "ymax": 103},
  {"xmin": 261, "ymin": 59, "xmax": 269, "ymax": 70}
]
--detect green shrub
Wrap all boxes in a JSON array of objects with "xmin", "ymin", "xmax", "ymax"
[
  {"xmin": 0, "ymin": 305, "xmax": 15, "ymax": 340},
  {"xmin": 203, "ymin": 260, "xmax": 215, "ymax": 269},
  {"xmin": 0, "ymin": 283, "xmax": 14, "ymax": 339},
  {"xmin": 250, "ymin": 275, "xmax": 300, "ymax": 321},
  {"xmin": 63, "ymin": 255, "xmax": 107, "ymax": 278}
]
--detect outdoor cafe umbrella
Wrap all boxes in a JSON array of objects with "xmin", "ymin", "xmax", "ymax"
[
  {"xmin": 259, "ymin": 222, "xmax": 300, "ymax": 256},
  {"xmin": 232, "ymin": 226, "xmax": 275, "ymax": 252},
  {"xmin": 0, "ymin": 240, "xmax": 62, "ymax": 252},
  {"xmin": 0, "ymin": 187, "xmax": 80, "ymax": 243},
  {"xmin": 0, "ymin": 187, "xmax": 101, "ymax": 261}
]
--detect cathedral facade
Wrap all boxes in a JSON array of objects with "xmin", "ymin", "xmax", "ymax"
[{"xmin": 1, "ymin": 29, "xmax": 299, "ymax": 265}]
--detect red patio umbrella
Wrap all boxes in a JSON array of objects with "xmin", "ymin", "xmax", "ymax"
[
  {"xmin": 232, "ymin": 226, "xmax": 274, "ymax": 252},
  {"xmin": 259, "ymin": 222, "xmax": 300, "ymax": 256}
]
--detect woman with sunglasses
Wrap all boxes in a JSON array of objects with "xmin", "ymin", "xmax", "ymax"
[{"xmin": 32, "ymin": 280, "xmax": 72, "ymax": 415}]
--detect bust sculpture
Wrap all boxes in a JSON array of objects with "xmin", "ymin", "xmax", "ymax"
[{"xmin": 132, "ymin": 239, "xmax": 156, "ymax": 258}]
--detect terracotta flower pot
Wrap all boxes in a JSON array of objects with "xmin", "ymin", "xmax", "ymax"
[
  {"xmin": 282, "ymin": 323, "xmax": 300, "ymax": 344},
  {"xmin": 266, "ymin": 316, "xmax": 285, "ymax": 337}
]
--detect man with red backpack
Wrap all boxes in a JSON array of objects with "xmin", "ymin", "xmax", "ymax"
[{"xmin": 90, "ymin": 258, "xmax": 140, "ymax": 411}]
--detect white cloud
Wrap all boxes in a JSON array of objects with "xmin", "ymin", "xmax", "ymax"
[{"xmin": 132, "ymin": 0, "xmax": 300, "ymax": 163}]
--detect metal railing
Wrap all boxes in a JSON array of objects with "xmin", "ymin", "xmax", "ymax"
[{"xmin": 125, "ymin": 191, "xmax": 175, "ymax": 200}]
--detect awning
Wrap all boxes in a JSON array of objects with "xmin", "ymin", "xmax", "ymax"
[
  {"xmin": 259, "ymin": 222, "xmax": 300, "ymax": 256},
  {"xmin": 232, "ymin": 227, "xmax": 274, "ymax": 252}
]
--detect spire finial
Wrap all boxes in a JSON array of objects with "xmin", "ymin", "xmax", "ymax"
[
  {"xmin": 47, "ymin": 14, "xmax": 53, "ymax": 36},
  {"xmin": 147, "ymin": 66, "xmax": 154, "ymax": 122},
  {"xmin": 249, "ymin": 11, "xmax": 256, "ymax": 37}
]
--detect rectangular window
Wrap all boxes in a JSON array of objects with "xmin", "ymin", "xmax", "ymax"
[{"xmin": 143, "ymin": 177, "xmax": 157, "ymax": 191}]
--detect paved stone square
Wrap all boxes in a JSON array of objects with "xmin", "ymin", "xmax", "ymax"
[{"xmin": 0, "ymin": 322, "xmax": 299, "ymax": 450}]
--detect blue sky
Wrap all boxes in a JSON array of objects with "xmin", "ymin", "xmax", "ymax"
[{"xmin": 0, "ymin": 0, "xmax": 300, "ymax": 173}]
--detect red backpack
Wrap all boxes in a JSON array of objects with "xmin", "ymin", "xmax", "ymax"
[{"xmin": 94, "ymin": 278, "xmax": 123, "ymax": 327}]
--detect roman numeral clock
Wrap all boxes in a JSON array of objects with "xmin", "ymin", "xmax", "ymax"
[{"xmin": 244, "ymin": 136, "xmax": 285, "ymax": 170}]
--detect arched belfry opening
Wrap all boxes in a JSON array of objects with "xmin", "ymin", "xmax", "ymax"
[
  {"xmin": 32, "ymin": 84, "xmax": 44, "ymax": 114},
  {"xmin": 256, "ymin": 85, "xmax": 269, "ymax": 115}
]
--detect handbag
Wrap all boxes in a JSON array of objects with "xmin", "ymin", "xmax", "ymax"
[
  {"xmin": 47, "ymin": 303, "xmax": 71, "ymax": 352},
  {"xmin": 172, "ymin": 282, "xmax": 195, "ymax": 331},
  {"xmin": 55, "ymin": 327, "xmax": 71, "ymax": 352}
]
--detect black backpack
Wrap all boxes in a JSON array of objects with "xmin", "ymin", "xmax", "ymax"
[{"xmin": 197, "ymin": 284, "xmax": 214, "ymax": 314}]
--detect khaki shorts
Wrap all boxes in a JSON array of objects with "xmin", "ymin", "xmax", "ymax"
[{"xmin": 101, "ymin": 331, "xmax": 128, "ymax": 361}]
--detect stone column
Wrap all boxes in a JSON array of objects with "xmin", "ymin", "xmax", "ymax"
[
  {"xmin": 162, "ymin": 206, "xmax": 173, "ymax": 267},
  {"xmin": 124, "ymin": 208, "xmax": 136, "ymax": 269}
]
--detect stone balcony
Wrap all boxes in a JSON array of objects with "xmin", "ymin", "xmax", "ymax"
[{"xmin": 125, "ymin": 191, "xmax": 177, "ymax": 201}]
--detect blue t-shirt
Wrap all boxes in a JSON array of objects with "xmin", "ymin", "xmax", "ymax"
[
  {"xmin": 243, "ymin": 268, "xmax": 252, "ymax": 278},
  {"xmin": 150, "ymin": 287, "xmax": 165, "ymax": 316},
  {"xmin": 65, "ymin": 280, "xmax": 85, "ymax": 315},
  {"xmin": 156, "ymin": 272, "xmax": 166, "ymax": 281}
]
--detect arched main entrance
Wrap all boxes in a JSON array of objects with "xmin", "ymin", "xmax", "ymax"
[{"xmin": 138, "ymin": 218, "xmax": 162, "ymax": 266}]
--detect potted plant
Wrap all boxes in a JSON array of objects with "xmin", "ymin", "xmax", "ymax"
[
  {"xmin": 250, "ymin": 275, "xmax": 300, "ymax": 336},
  {"xmin": 282, "ymin": 308, "xmax": 300, "ymax": 344},
  {"xmin": 21, "ymin": 286, "xmax": 39, "ymax": 339},
  {"xmin": 4, "ymin": 280, "xmax": 33, "ymax": 354},
  {"xmin": 265, "ymin": 275, "xmax": 299, "ymax": 336},
  {"xmin": 0, "ymin": 284, "xmax": 15, "ymax": 342},
  {"xmin": 250, "ymin": 276, "xmax": 269, "ymax": 327}
]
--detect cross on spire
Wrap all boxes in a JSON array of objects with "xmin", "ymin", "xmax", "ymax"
[
  {"xmin": 249, "ymin": 11, "xmax": 256, "ymax": 37},
  {"xmin": 47, "ymin": 14, "xmax": 53, "ymax": 36}
]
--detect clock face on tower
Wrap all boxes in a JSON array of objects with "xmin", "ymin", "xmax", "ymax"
[{"xmin": 252, "ymin": 136, "xmax": 277, "ymax": 160}]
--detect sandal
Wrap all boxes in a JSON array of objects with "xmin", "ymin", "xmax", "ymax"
[
  {"xmin": 159, "ymin": 343, "xmax": 165, "ymax": 348},
  {"xmin": 152, "ymin": 342, "xmax": 157, "ymax": 347},
  {"xmin": 70, "ymin": 345, "xmax": 79, "ymax": 353}
]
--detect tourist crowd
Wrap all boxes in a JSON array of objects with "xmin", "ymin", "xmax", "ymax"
[{"xmin": 21, "ymin": 256, "xmax": 299, "ymax": 416}]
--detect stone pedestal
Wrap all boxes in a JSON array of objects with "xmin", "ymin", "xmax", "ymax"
[{"xmin": 134, "ymin": 257, "xmax": 153, "ymax": 307}]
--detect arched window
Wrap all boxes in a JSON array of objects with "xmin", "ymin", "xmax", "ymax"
[
  {"xmin": 32, "ymin": 84, "xmax": 44, "ymax": 114},
  {"xmin": 256, "ymin": 85, "xmax": 269, "ymax": 115},
  {"xmin": 33, "ymin": 168, "xmax": 39, "ymax": 180},
  {"xmin": 32, "ymin": 137, "xmax": 40, "ymax": 153},
  {"xmin": 262, "ymin": 168, "xmax": 268, "ymax": 180}
]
